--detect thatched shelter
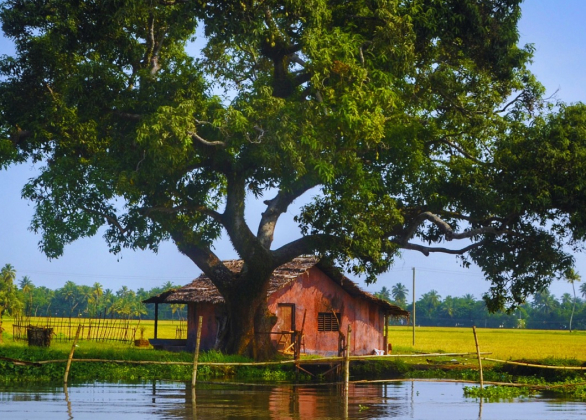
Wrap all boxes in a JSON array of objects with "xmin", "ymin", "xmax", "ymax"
[{"xmin": 144, "ymin": 256, "xmax": 409, "ymax": 355}]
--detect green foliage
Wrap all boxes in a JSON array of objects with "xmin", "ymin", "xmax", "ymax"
[
  {"xmin": 2, "ymin": 0, "xmax": 586, "ymax": 353},
  {"xmin": 463, "ymin": 385, "xmax": 536, "ymax": 400}
]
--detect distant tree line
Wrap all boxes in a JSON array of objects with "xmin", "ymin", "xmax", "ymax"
[
  {"xmin": 0, "ymin": 264, "xmax": 185, "ymax": 321},
  {"xmin": 376, "ymin": 281, "xmax": 586, "ymax": 330}
]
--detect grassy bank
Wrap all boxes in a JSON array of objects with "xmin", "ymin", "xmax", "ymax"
[{"xmin": 1, "ymin": 324, "xmax": 585, "ymax": 390}]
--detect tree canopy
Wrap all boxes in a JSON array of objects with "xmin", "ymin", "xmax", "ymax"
[{"xmin": 1, "ymin": 0, "xmax": 586, "ymax": 355}]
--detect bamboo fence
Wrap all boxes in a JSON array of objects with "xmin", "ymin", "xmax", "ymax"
[{"xmin": 13, "ymin": 316, "xmax": 140, "ymax": 343}]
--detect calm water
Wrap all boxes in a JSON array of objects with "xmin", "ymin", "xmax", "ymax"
[{"xmin": 0, "ymin": 380, "xmax": 584, "ymax": 420}]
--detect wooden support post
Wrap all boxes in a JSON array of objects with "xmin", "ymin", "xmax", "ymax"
[
  {"xmin": 64, "ymin": 325, "xmax": 82, "ymax": 384},
  {"xmin": 383, "ymin": 314, "xmax": 388, "ymax": 352},
  {"xmin": 191, "ymin": 316, "xmax": 203, "ymax": 387},
  {"xmin": 412, "ymin": 267, "xmax": 416, "ymax": 346},
  {"xmin": 473, "ymin": 326, "xmax": 484, "ymax": 390},
  {"xmin": 154, "ymin": 303, "xmax": 159, "ymax": 339},
  {"xmin": 344, "ymin": 324, "xmax": 352, "ymax": 394},
  {"xmin": 294, "ymin": 331, "xmax": 300, "ymax": 383}
]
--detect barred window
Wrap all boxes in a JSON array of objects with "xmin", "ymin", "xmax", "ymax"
[{"xmin": 318, "ymin": 312, "xmax": 340, "ymax": 332}]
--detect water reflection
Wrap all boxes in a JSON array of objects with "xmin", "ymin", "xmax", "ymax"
[
  {"xmin": 63, "ymin": 384, "xmax": 73, "ymax": 420},
  {"xmin": 0, "ymin": 381, "xmax": 584, "ymax": 420}
]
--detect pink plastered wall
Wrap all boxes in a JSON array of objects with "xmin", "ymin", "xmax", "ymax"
[{"xmin": 268, "ymin": 267, "xmax": 386, "ymax": 356}]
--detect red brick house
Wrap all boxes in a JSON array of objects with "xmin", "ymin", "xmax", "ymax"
[{"xmin": 144, "ymin": 257, "xmax": 408, "ymax": 356}]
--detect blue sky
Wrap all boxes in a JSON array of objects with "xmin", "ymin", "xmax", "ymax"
[{"xmin": 1, "ymin": 1, "xmax": 585, "ymax": 302}]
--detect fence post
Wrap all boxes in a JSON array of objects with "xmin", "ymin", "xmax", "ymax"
[
  {"xmin": 472, "ymin": 326, "xmax": 484, "ymax": 390},
  {"xmin": 64, "ymin": 325, "xmax": 82, "ymax": 384},
  {"xmin": 344, "ymin": 324, "xmax": 352, "ymax": 394},
  {"xmin": 191, "ymin": 316, "xmax": 203, "ymax": 387}
]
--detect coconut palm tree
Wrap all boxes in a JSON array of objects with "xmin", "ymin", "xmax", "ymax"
[
  {"xmin": 61, "ymin": 281, "xmax": 82, "ymax": 317},
  {"xmin": 88, "ymin": 282, "xmax": 104, "ymax": 317},
  {"xmin": 391, "ymin": 283, "xmax": 409, "ymax": 307},
  {"xmin": 19, "ymin": 276, "xmax": 34, "ymax": 317},
  {"xmin": 580, "ymin": 282, "xmax": 586, "ymax": 300},
  {"xmin": 375, "ymin": 286, "xmax": 391, "ymax": 302},
  {"xmin": 532, "ymin": 289, "xmax": 558, "ymax": 318},
  {"xmin": 0, "ymin": 264, "xmax": 22, "ymax": 317},
  {"xmin": 1, "ymin": 264, "xmax": 16, "ymax": 285},
  {"xmin": 420, "ymin": 290, "xmax": 441, "ymax": 319}
]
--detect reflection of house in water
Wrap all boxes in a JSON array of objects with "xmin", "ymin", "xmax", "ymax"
[
  {"xmin": 162, "ymin": 383, "xmax": 409, "ymax": 419},
  {"xmin": 269, "ymin": 384, "xmax": 407, "ymax": 420},
  {"xmin": 144, "ymin": 257, "xmax": 409, "ymax": 355}
]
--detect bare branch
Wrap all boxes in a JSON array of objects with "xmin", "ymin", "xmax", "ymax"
[
  {"xmin": 150, "ymin": 27, "xmax": 166, "ymax": 76},
  {"xmin": 145, "ymin": 15, "xmax": 155, "ymax": 69},
  {"xmin": 426, "ymin": 137, "xmax": 483, "ymax": 163},
  {"xmin": 135, "ymin": 150, "xmax": 146, "ymax": 172},
  {"xmin": 159, "ymin": 0, "xmax": 188, "ymax": 4},
  {"xmin": 495, "ymin": 91, "xmax": 524, "ymax": 113},
  {"xmin": 188, "ymin": 131, "xmax": 226, "ymax": 147},
  {"xmin": 246, "ymin": 126, "xmax": 265, "ymax": 144},
  {"xmin": 114, "ymin": 111, "xmax": 142, "ymax": 120}
]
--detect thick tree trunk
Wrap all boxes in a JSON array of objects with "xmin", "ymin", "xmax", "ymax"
[{"xmin": 216, "ymin": 274, "xmax": 278, "ymax": 360}]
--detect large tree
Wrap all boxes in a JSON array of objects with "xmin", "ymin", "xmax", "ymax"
[{"xmin": 1, "ymin": 0, "xmax": 586, "ymax": 356}]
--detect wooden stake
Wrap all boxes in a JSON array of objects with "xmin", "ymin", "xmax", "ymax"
[
  {"xmin": 472, "ymin": 326, "xmax": 483, "ymax": 390},
  {"xmin": 64, "ymin": 325, "xmax": 82, "ymax": 384},
  {"xmin": 191, "ymin": 316, "xmax": 203, "ymax": 387},
  {"xmin": 344, "ymin": 324, "xmax": 352, "ymax": 394}
]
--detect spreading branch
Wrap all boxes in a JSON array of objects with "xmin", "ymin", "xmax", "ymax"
[
  {"xmin": 257, "ymin": 176, "xmax": 317, "ymax": 248},
  {"xmin": 272, "ymin": 233, "xmax": 344, "ymax": 267},
  {"xmin": 402, "ymin": 211, "xmax": 507, "ymax": 243},
  {"xmin": 79, "ymin": 206, "xmax": 127, "ymax": 235},
  {"xmin": 223, "ymin": 174, "xmax": 267, "ymax": 262},
  {"xmin": 169, "ymin": 230, "xmax": 234, "ymax": 292},
  {"xmin": 397, "ymin": 240, "xmax": 487, "ymax": 257}
]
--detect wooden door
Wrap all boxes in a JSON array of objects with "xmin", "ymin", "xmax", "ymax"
[{"xmin": 276, "ymin": 304, "xmax": 295, "ymax": 353}]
